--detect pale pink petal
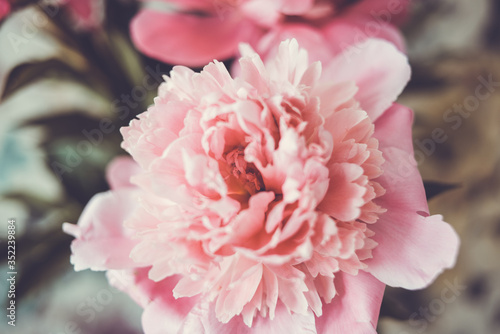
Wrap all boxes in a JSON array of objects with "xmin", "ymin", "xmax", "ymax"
[
  {"xmin": 182, "ymin": 152, "xmax": 227, "ymax": 198},
  {"xmin": 237, "ymin": 45, "xmax": 270, "ymax": 94},
  {"xmin": 317, "ymin": 163, "xmax": 366, "ymax": 221},
  {"xmin": 142, "ymin": 298, "xmax": 192, "ymax": 334},
  {"xmin": 374, "ymin": 104, "xmax": 428, "ymax": 214},
  {"xmin": 316, "ymin": 271, "xmax": 384, "ymax": 334},
  {"xmin": 312, "ymin": 81, "xmax": 358, "ymax": 119},
  {"xmin": 367, "ymin": 212, "xmax": 460, "ymax": 289},
  {"xmin": 62, "ymin": 189, "xmax": 138, "ymax": 271},
  {"xmin": 251, "ymin": 300, "xmax": 317, "ymax": 333},
  {"xmin": 258, "ymin": 24, "xmax": 333, "ymax": 64},
  {"xmin": 150, "ymin": 132, "xmax": 204, "ymax": 175},
  {"xmin": 106, "ymin": 156, "xmax": 141, "ymax": 190},
  {"xmin": 121, "ymin": 100, "xmax": 194, "ymax": 170},
  {"xmin": 215, "ymin": 262, "xmax": 264, "ymax": 323},
  {"xmin": 109, "ymin": 268, "xmax": 198, "ymax": 334},
  {"xmin": 130, "ymin": 9, "xmax": 258, "ymax": 66},
  {"xmin": 179, "ymin": 301, "xmax": 246, "ymax": 334},
  {"xmin": 231, "ymin": 192, "xmax": 275, "ymax": 244},
  {"xmin": 260, "ymin": 38, "xmax": 309, "ymax": 87},
  {"xmin": 364, "ymin": 105, "xmax": 460, "ymax": 289},
  {"xmin": 322, "ymin": 38, "xmax": 410, "ymax": 122},
  {"xmin": 179, "ymin": 300, "xmax": 317, "ymax": 334},
  {"xmin": 322, "ymin": 19, "xmax": 406, "ymax": 56}
]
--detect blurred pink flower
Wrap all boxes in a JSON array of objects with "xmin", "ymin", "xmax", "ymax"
[
  {"xmin": 64, "ymin": 38, "xmax": 459, "ymax": 333},
  {"xmin": 61, "ymin": 0, "xmax": 105, "ymax": 29},
  {"xmin": 130, "ymin": 0, "xmax": 410, "ymax": 66},
  {"xmin": 0, "ymin": 0, "xmax": 10, "ymax": 21}
]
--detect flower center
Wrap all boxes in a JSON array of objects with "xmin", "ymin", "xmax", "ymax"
[{"xmin": 224, "ymin": 147, "xmax": 265, "ymax": 195}]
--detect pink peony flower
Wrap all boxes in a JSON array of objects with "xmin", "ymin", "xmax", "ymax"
[
  {"xmin": 130, "ymin": 0, "xmax": 410, "ymax": 66},
  {"xmin": 64, "ymin": 38, "xmax": 459, "ymax": 333}
]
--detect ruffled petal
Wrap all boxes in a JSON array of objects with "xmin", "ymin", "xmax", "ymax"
[
  {"xmin": 179, "ymin": 300, "xmax": 317, "ymax": 334},
  {"xmin": 317, "ymin": 163, "xmax": 366, "ymax": 221}
]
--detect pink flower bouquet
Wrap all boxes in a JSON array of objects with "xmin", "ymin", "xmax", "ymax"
[{"xmin": 64, "ymin": 38, "xmax": 459, "ymax": 333}]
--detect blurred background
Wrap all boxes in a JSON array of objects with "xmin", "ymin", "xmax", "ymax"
[{"xmin": 0, "ymin": 0, "xmax": 499, "ymax": 333}]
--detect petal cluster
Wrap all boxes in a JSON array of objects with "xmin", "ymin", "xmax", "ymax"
[
  {"xmin": 64, "ymin": 38, "xmax": 459, "ymax": 333},
  {"xmin": 120, "ymin": 39, "xmax": 388, "ymax": 325}
]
